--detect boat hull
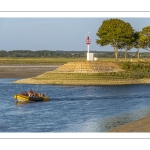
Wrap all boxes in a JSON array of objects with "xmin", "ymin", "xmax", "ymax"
[{"xmin": 14, "ymin": 94, "xmax": 50, "ymax": 102}]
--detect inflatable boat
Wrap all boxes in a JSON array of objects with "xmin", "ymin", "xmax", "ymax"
[{"xmin": 14, "ymin": 94, "xmax": 50, "ymax": 102}]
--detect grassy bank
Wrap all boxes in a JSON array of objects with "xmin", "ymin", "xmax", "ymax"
[
  {"xmin": 11, "ymin": 59, "xmax": 150, "ymax": 85},
  {"xmin": 33, "ymin": 71, "xmax": 150, "ymax": 85},
  {"xmin": 14, "ymin": 71, "xmax": 150, "ymax": 85}
]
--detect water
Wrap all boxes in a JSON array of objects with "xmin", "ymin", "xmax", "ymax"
[{"xmin": 1, "ymin": 78, "xmax": 150, "ymax": 132}]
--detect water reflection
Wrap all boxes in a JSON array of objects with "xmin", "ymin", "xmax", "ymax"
[
  {"xmin": 14, "ymin": 101, "xmax": 29, "ymax": 106},
  {"xmin": 14, "ymin": 100, "xmax": 49, "ymax": 106}
]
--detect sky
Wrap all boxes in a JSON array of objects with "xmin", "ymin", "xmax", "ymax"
[{"xmin": 0, "ymin": 17, "xmax": 150, "ymax": 52}]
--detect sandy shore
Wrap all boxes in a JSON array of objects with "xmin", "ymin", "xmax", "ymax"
[
  {"xmin": 0, "ymin": 65, "xmax": 59, "ymax": 78},
  {"xmin": 108, "ymin": 115, "xmax": 150, "ymax": 132}
]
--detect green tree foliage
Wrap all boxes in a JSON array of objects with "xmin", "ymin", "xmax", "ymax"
[
  {"xmin": 133, "ymin": 31, "xmax": 149, "ymax": 60},
  {"xmin": 140, "ymin": 26, "xmax": 150, "ymax": 52},
  {"xmin": 96, "ymin": 18, "xmax": 135, "ymax": 61},
  {"xmin": 133, "ymin": 31, "xmax": 142, "ymax": 60}
]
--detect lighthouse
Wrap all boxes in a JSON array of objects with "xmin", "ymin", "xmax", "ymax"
[{"xmin": 86, "ymin": 32, "xmax": 94, "ymax": 61}]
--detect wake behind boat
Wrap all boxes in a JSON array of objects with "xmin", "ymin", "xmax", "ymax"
[{"xmin": 14, "ymin": 89, "xmax": 50, "ymax": 102}]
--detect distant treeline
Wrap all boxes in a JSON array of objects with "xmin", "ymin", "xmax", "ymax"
[
  {"xmin": 0, "ymin": 50, "xmax": 86, "ymax": 58},
  {"xmin": 0, "ymin": 50, "xmax": 150, "ymax": 58}
]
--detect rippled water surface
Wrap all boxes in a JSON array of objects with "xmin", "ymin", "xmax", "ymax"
[{"xmin": 1, "ymin": 78, "xmax": 150, "ymax": 132}]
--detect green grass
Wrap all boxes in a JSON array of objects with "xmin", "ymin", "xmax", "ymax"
[
  {"xmin": 33, "ymin": 72, "xmax": 131, "ymax": 81},
  {"xmin": 27, "ymin": 72, "xmax": 144, "ymax": 85},
  {"xmin": 97, "ymin": 58, "xmax": 148, "ymax": 62},
  {"xmin": 0, "ymin": 57, "xmax": 86, "ymax": 65},
  {"xmin": 0, "ymin": 57, "xmax": 149, "ymax": 65}
]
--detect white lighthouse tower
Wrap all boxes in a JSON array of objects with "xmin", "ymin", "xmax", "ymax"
[{"xmin": 86, "ymin": 32, "xmax": 94, "ymax": 61}]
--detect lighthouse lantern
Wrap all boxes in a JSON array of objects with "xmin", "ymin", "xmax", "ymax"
[
  {"xmin": 86, "ymin": 33, "xmax": 94, "ymax": 61},
  {"xmin": 86, "ymin": 36, "xmax": 91, "ymax": 45}
]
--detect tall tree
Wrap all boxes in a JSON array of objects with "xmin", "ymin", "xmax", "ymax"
[
  {"xmin": 134, "ymin": 31, "xmax": 146, "ymax": 60},
  {"xmin": 96, "ymin": 18, "xmax": 134, "ymax": 61},
  {"xmin": 141, "ymin": 26, "xmax": 150, "ymax": 52},
  {"xmin": 123, "ymin": 43, "xmax": 133, "ymax": 61}
]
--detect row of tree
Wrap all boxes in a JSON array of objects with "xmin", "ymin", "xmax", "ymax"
[
  {"xmin": 0, "ymin": 50, "xmax": 86, "ymax": 58},
  {"xmin": 96, "ymin": 18, "xmax": 150, "ymax": 61},
  {"xmin": 0, "ymin": 50, "xmax": 150, "ymax": 59}
]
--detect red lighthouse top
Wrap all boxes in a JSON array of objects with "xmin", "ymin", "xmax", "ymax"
[{"xmin": 86, "ymin": 36, "xmax": 91, "ymax": 45}]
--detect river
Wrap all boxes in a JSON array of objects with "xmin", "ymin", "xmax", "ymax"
[{"xmin": 1, "ymin": 78, "xmax": 150, "ymax": 132}]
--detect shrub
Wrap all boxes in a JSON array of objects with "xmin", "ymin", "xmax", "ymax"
[{"xmin": 121, "ymin": 62, "xmax": 131, "ymax": 70}]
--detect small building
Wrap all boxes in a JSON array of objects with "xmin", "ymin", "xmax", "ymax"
[{"xmin": 87, "ymin": 52, "xmax": 94, "ymax": 61}]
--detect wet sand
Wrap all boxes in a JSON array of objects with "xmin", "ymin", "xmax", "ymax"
[
  {"xmin": 108, "ymin": 115, "xmax": 150, "ymax": 132},
  {"xmin": 0, "ymin": 65, "xmax": 59, "ymax": 78}
]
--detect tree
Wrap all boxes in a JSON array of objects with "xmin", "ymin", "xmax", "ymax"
[
  {"xmin": 133, "ymin": 31, "xmax": 146, "ymax": 60},
  {"xmin": 96, "ymin": 18, "xmax": 134, "ymax": 61},
  {"xmin": 141, "ymin": 26, "xmax": 150, "ymax": 52},
  {"xmin": 123, "ymin": 43, "xmax": 133, "ymax": 61}
]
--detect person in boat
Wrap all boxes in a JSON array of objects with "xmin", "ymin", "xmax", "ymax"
[
  {"xmin": 24, "ymin": 91, "xmax": 28, "ymax": 96},
  {"xmin": 38, "ymin": 93, "xmax": 41, "ymax": 97},
  {"xmin": 33, "ymin": 91, "xmax": 37, "ymax": 97},
  {"xmin": 21, "ymin": 91, "xmax": 28, "ymax": 96},
  {"xmin": 28, "ymin": 89, "xmax": 33, "ymax": 97},
  {"xmin": 38, "ymin": 92, "xmax": 44, "ymax": 97},
  {"xmin": 20, "ymin": 91, "xmax": 24, "ymax": 95}
]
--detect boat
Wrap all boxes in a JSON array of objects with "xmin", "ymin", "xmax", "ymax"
[{"xmin": 14, "ymin": 94, "xmax": 50, "ymax": 102}]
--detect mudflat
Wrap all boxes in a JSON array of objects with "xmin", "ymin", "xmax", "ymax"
[{"xmin": 0, "ymin": 65, "xmax": 59, "ymax": 78}]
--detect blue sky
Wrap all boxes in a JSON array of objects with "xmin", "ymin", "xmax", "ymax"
[{"xmin": 0, "ymin": 18, "xmax": 150, "ymax": 52}]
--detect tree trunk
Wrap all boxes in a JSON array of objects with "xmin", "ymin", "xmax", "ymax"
[
  {"xmin": 125, "ymin": 49, "xmax": 127, "ymax": 61},
  {"xmin": 114, "ymin": 47, "xmax": 118, "ymax": 61},
  {"xmin": 137, "ymin": 48, "xmax": 140, "ymax": 60}
]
